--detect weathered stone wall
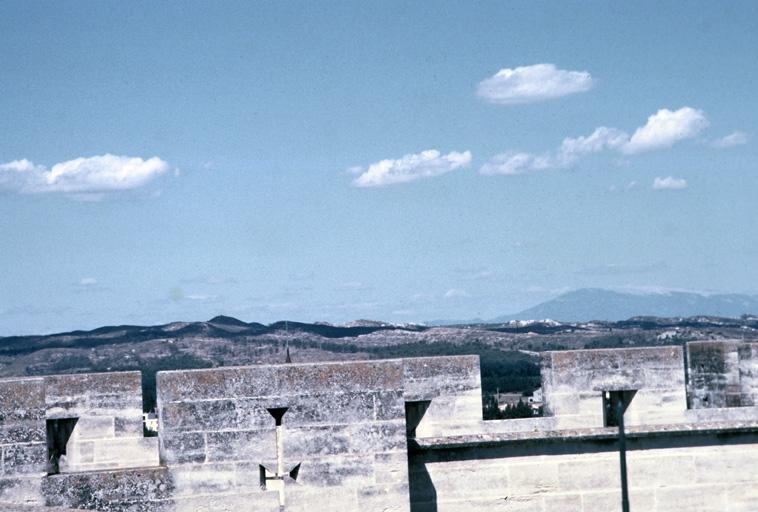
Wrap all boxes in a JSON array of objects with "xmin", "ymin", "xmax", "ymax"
[
  {"xmin": 402, "ymin": 356, "xmax": 482, "ymax": 438},
  {"xmin": 541, "ymin": 346, "xmax": 687, "ymax": 428},
  {"xmin": 4, "ymin": 347, "xmax": 758, "ymax": 511},
  {"xmin": 409, "ymin": 425, "xmax": 758, "ymax": 512},
  {"xmin": 156, "ymin": 360, "xmax": 414, "ymax": 512},
  {"xmin": 0, "ymin": 377, "xmax": 46, "ymax": 505},
  {"xmin": 1, "ymin": 356, "xmax": 482, "ymax": 511},
  {"xmin": 46, "ymin": 372, "xmax": 158, "ymax": 473},
  {"xmin": 687, "ymin": 341, "xmax": 758, "ymax": 408},
  {"xmin": 407, "ymin": 345, "xmax": 758, "ymax": 511},
  {"xmin": 0, "ymin": 372, "xmax": 159, "ymax": 508}
]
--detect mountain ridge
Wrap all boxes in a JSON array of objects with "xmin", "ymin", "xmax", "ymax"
[
  {"xmin": 495, "ymin": 288, "xmax": 758, "ymax": 323},
  {"xmin": 430, "ymin": 288, "xmax": 758, "ymax": 325}
]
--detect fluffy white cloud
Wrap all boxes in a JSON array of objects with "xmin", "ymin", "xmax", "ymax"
[
  {"xmin": 0, "ymin": 154, "xmax": 171, "ymax": 196},
  {"xmin": 652, "ymin": 176, "xmax": 688, "ymax": 190},
  {"xmin": 558, "ymin": 127, "xmax": 628, "ymax": 163},
  {"xmin": 476, "ymin": 64, "xmax": 593, "ymax": 105},
  {"xmin": 480, "ymin": 127, "xmax": 627, "ymax": 176},
  {"xmin": 480, "ymin": 107, "xmax": 709, "ymax": 176},
  {"xmin": 711, "ymin": 131, "xmax": 748, "ymax": 149},
  {"xmin": 479, "ymin": 151, "xmax": 552, "ymax": 176},
  {"xmin": 622, "ymin": 108, "xmax": 708, "ymax": 154},
  {"xmin": 351, "ymin": 149, "xmax": 472, "ymax": 187}
]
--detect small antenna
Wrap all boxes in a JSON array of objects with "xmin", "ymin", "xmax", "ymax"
[{"xmin": 284, "ymin": 320, "xmax": 292, "ymax": 363}]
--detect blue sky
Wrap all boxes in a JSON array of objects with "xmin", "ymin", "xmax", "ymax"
[{"xmin": 1, "ymin": 1, "xmax": 757, "ymax": 334}]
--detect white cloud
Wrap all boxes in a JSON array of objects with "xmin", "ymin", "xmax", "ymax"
[
  {"xmin": 711, "ymin": 131, "xmax": 748, "ymax": 149},
  {"xmin": 477, "ymin": 64, "xmax": 593, "ymax": 105},
  {"xmin": 481, "ymin": 107, "xmax": 709, "ymax": 176},
  {"xmin": 622, "ymin": 107, "xmax": 708, "ymax": 154},
  {"xmin": 79, "ymin": 277, "xmax": 98, "ymax": 286},
  {"xmin": 0, "ymin": 154, "xmax": 171, "ymax": 197},
  {"xmin": 557, "ymin": 127, "xmax": 628, "ymax": 164},
  {"xmin": 351, "ymin": 149, "xmax": 471, "ymax": 187},
  {"xmin": 479, "ymin": 151, "xmax": 553, "ymax": 175},
  {"xmin": 652, "ymin": 176, "xmax": 688, "ymax": 190},
  {"xmin": 444, "ymin": 288, "xmax": 470, "ymax": 299},
  {"xmin": 480, "ymin": 127, "xmax": 626, "ymax": 176}
]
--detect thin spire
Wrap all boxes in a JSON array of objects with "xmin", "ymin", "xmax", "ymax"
[{"xmin": 284, "ymin": 320, "xmax": 292, "ymax": 363}]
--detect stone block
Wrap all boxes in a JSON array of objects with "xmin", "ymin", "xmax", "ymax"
[
  {"xmin": 402, "ymin": 356, "xmax": 480, "ymax": 402},
  {"xmin": 1, "ymin": 443, "xmax": 46, "ymax": 476},
  {"xmin": 205, "ymin": 428, "xmax": 277, "ymax": 463},
  {"xmin": 286, "ymin": 486, "xmax": 360, "ymax": 512},
  {"xmin": 290, "ymin": 454, "xmax": 376, "ymax": 488},
  {"xmin": 160, "ymin": 432, "xmax": 206, "ymax": 464},
  {"xmin": 0, "ymin": 476, "xmax": 43, "ymax": 504},
  {"xmin": 283, "ymin": 421, "xmax": 406, "ymax": 459},
  {"xmin": 63, "ymin": 439, "xmax": 94, "ymax": 466},
  {"xmin": 692, "ymin": 448, "xmax": 758, "ymax": 484},
  {"xmin": 283, "ymin": 390, "xmax": 403, "ymax": 426},
  {"xmin": 558, "ymin": 455, "xmax": 619, "ymax": 492},
  {"xmin": 0, "ymin": 421, "xmax": 45, "ymax": 445},
  {"xmin": 42, "ymin": 466, "xmax": 171, "ymax": 508},
  {"xmin": 543, "ymin": 493, "xmax": 582, "ymax": 512},
  {"xmin": 373, "ymin": 452, "xmax": 410, "ymax": 484},
  {"xmin": 579, "ymin": 490, "xmax": 621, "ymax": 511},
  {"xmin": 274, "ymin": 360, "xmax": 404, "ymax": 396},
  {"xmin": 722, "ymin": 483, "xmax": 758, "ymax": 512},
  {"xmin": 44, "ymin": 372, "xmax": 142, "ymax": 418},
  {"xmin": 0, "ymin": 379, "xmax": 45, "ymax": 423},
  {"xmin": 627, "ymin": 452, "xmax": 696, "ymax": 488},
  {"xmin": 425, "ymin": 460, "xmax": 510, "ymax": 501},
  {"xmin": 435, "ymin": 494, "xmax": 541, "ymax": 512},
  {"xmin": 157, "ymin": 366, "xmax": 279, "ymax": 403},
  {"xmin": 279, "ymin": 393, "xmax": 373, "ymax": 427},
  {"xmin": 69, "ymin": 416, "xmax": 114, "ymax": 440},
  {"xmin": 357, "ymin": 483, "xmax": 411, "ymax": 512},
  {"xmin": 654, "ymin": 484, "xmax": 727, "ymax": 511},
  {"xmin": 168, "ymin": 463, "xmax": 246, "ymax": 498},
  {"xmin": 92, "ymin": 437, "xmax": 159, "ymax": 467},
  {"xmin": 507, "ymin": 460, "xmax": 560, "ymax": 494},
  {"xmin": 161, "ymin": 399, "xmax": 272, "ymax": 433},
  {"xmin": 114, "ymin": 415, "xmax": 143, "ymax": 437},
  {"xmin": 168, "ymin": 491, "xmax": 280, "ymax": 512}
]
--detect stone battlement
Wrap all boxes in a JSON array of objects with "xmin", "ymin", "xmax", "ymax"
[{"xmin": 0, "ymin": 343, "xmax": 757, "ymax": 511}]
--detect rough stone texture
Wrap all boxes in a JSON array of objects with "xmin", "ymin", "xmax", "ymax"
[
  {"xmin": 687, "ymin": 340, "xmax": 758, "ymax": 408},
  {"xmin": 4, "ymin": 347, "xmax": 758, "ymax": 510},
  {"xmin": 409, "ymin": 428, "xmax": 758, "ymax": 512},
  {"xmin": 0, "ymin": 503, "xmax": 80, "ymax": 511},
  {"xmin": 43, "ymin": 372, "xmax": 158, "ymax": 474},
  {"xmin": 541, "ymin": 346, "xmax": 687, "ymax": 428},
  {"xmin": 44, "ymin": 372, "xmax": 142, "ymax": 421},
  {"xmin": 402, "ymin": 356, "xmax": 482, "ymax": 438},
  {"xmin": 0, "ymin": 372, "xmax": 159, "ymax": 508},
  {"xmin": 157, "ymin": 359, "xmax": 414, "ymax": 512},
  {"xmin": 42, "ymin": 467, "xmax": 173, "ymax": 511},
  {"xmin": 0, "ymin": 378, "xmax": 48, "ymax": 506},
  {"xmin": 407, "ymin": 345, "xmax": 758, "ymax": 511}
]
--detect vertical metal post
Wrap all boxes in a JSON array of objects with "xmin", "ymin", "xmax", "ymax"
[
  {"xmin": 617, "ymin": 397, "xmax": 630, "ymax": 512},
  {"xmin": 276, "ymin": 423, "xmax": 285, "ymax": 507}
]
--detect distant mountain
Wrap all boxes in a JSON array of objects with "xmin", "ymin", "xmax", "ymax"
[
  {"xmin": 492, "ymin": 288, "xmax": 758, "ymax": 323},
  {"xmin": 208, "ymin": 315, "xmax": 249, "ymax": 327}
]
